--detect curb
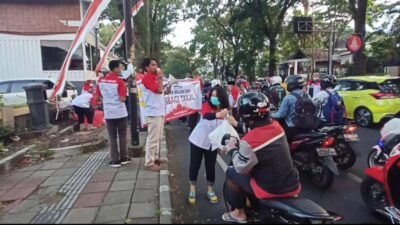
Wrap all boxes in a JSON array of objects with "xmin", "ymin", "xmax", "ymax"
[
  {"xmin": 0, "ymin": 145, "xmax": 36, "ymax": 174},
  {"xmin": 159, "ymin": 133, "xmax": 172, "ymax": 224},
  {"xmin": 58, "ymin": 124, "xmax": 74, "ymax": 135},
  {"xmin": 49, "ymin": 139, "xmax": 107, "ymax": 158}
]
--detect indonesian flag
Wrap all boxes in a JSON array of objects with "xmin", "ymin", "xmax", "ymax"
[
  {"xmin": 51, "ymin": 0, "xmax": 111, "ymax": 98},
  {"xmin": 95, "ymin": 0, "xmax": 144, "ymax": 73}
]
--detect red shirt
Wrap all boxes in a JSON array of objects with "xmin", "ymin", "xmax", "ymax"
[
  {"xmin": 142, "ymin": 72, "xmax": 160, "ymax": 94},
  {"xmin": 231, "ymin": 85, "xmax": 242, "ymax": 101}
]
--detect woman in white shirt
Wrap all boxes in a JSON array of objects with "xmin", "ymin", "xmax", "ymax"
[{"xmin": 71, "ymin": 88, "xmax": 95, "ymax": 131}]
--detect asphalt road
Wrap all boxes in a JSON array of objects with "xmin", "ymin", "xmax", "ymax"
[{"xmin": 166, "ymin": 121, "xmax": 384, "ymax": 224}]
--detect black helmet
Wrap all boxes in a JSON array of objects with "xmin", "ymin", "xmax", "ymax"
[
  {"xmin": 238, "ymin": 92, "xmax": 270, "ymax": 123},
  {"xmin": 321, "ymin": 75, "xmax": 337, "ymax": 90},
  {"xmin": 286, "ymin": 75, "xmax": 305, "ymax": 92}
]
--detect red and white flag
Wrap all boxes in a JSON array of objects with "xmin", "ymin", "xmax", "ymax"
[
  {"xmin": 51, "ymin": 0, "xmax": 112, "ymax": 98},
  {"xmin": 95, "ymin": 0, "xmax": 144, "ymax": 73}
]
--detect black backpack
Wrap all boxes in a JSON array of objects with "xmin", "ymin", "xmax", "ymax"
[{"xmin": 292, "ymin": 92, "xmax": 320, "ymax": 130}]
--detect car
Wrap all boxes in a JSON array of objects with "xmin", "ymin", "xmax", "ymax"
[
  {"xmin": 0, "ymin": 78, "xmax": 77, "ymax": 108},
  {"xmin": 335, "ymin": 75, "xmax": 400, "ymax": 127}
]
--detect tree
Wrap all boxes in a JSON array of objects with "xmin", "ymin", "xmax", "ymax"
[{"xmin": 163, "ymin": 46, "xmax": 205, "ymax": 78}]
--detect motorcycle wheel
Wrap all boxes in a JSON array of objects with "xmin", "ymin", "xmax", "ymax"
[
  {"xmin": 360, "ymin": 177, "xmax": 388, "ymax": 212},
  {"xmin": 310, "ymin": 160, "xmax": 334, "ymax": 190},
  {"xmin": 334, "ymin": 140, "xmax": 356, "ymax": 170},
  {"xmin": 367, "ymin": 149, "xmax": 386, "ymax": 168}
]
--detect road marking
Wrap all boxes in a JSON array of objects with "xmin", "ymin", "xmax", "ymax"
[
  {"xmin": 217, "ymin": 154, "xmax": 228, "ymax": 172},
  {"xmin": 345, "ymin": 172, "xmax": 363, "ymax": 184}
]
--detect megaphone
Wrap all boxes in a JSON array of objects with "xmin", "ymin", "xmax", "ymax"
[{"xmin": 168, "ymin": 75, "xmax": 178, "ymax": 86}]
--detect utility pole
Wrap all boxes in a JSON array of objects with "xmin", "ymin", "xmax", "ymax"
[
  {"xmin": 328, "ymin": 21, "xmax": 334, "ymax": 75},
  {"xmin": 123, "ymin": 0, "xmax": 139, "ymax": 146}
]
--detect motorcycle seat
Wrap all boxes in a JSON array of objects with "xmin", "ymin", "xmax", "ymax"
[
  {"xmin": 293, "ymin": 132, "xmax": 326, "ymax": 140},
  {"xmin": 259, "ymin": 197, "xmax": 332, "ymax": 218}
]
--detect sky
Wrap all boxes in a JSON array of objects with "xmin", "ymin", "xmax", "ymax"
[{"xmin": 165, "ymin": 0, "xmax": 400, "ymax": 47}]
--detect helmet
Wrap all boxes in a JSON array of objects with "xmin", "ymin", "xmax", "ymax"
[
  {"xmin": 270, "ymin": 76, "xmax": 283, "ymax": 85},
  {"xmin": 211, "ymin": 79, "xmax": 221, "ymax": 88},
  {"xmin": 321, "ymin": 75, "xmax": 337, "ymax": 90},
  {"xmin": 238, "ymin": 92, "xmax": 270, "ymax": 122},
  {"xmin": 286, "ymin": 75, "xmax": 305, "ymax": 92}
]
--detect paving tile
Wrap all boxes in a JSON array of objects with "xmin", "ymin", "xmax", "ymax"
[
  {"xmin": 126, "ymin": 218, "xmax": 159, "ymax": 224},
  {"xmin": 9, "ymin": 199, "xmax": 42, "ymax": 214},
  {"xmin": 0, "ymin": 212, "xmax": 37, "ymax": 224},
  {"xmin": 110, "ymin": 180, "xmax": 135, "ymax": 192},
  {"xmin": 62, "ymin": 161, "xmax": 85, "ymax": 169},
  {"xmin": 103, "ymin": 191, "xmax": 132, "ymax": 205},
  {"xmin": 90, "ymin": 171, "xmax": 116, "ymax": 182},
  {"xmin": 0, "ymin": 189, "xmax": 8, "ymax": 197},
  {"xmin": 94, "ymin": 204, "xmax": 129, "ymax": 223},
  {"xmin": 132, "ymin": 189, "xmax": 157, "ymax": 203},
  {"xmin": 114, "ymin": 171, "xmax": 138, "ymax": 180},
  {"xmin": 31, "ymin": 170, "xmax": 55, "ymax": 178},
  {"xmin": 19, "ymin": 164, "xmax": 43, "ymax": 172},
  {"xmin": 128, "ymin": 202, "xmax": 157, "ymax": 219},
  {"xmin": 41, "ymin": 162, "xmax": 66, "ymax": 170},
  {"xmin": 63, "ymin": 207, "xmax": 99, "ymax": 224},
  {"xmin": 135, "ymin": 179, "xmax": 158, "ymax": 190},
  {"xmin": 52, "ymin": 168, "xmax": 77, "ymax": 176},
  {"xmin": 73, "ymin": 192, "xmax": 106, "ymax": 208},
  {"xmin": 16, "ymin": 176, "xmax": 48, "ymax": 188},
  {"xmin": 40, "ymin": 175, "xmax": 70, "ymax": 187},
  {"xmin": 137, "ymin": 170, "xmax": 158, "ymax": 180},
  {"xmin": 0, "ymin": 186, "xmax": 37, "ymax": 202},
  {"xmin": 2, "ymin": 199, "xmax": 23, "ymax": 213},
  {"xmin": 81, "ymin": 181, "xmax": 112, "ymax": 194}
]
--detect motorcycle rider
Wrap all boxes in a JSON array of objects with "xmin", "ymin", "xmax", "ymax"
[
  {"xmin": 271, "ymin": 75, "xmax": 309, "ymax": 142},
  {"xmin": 222, "ymin": 92, "xmax": 300, "ymax": 223},
  {"xmin": 267, "ymin": 76, "xmax": 286, "ymax": 110}
]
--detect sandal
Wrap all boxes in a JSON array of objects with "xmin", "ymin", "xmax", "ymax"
[
  {"xmin": 222, "ymin": 212, "xmax": 247, "ymax": 224},
  {"xmin": 207, "ymin": 191, "xmax": 219, "ymax": 204},
  {"xmin": 188, "ymin": 191, "xmax": 196, "ymax": 205}
]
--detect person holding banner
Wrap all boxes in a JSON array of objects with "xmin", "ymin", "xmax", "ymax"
[
  {"xmin": 96, "ymin": 60, "xmax": 130, "ymax": 168},
  {"xmin": 141, "ymin": 58, "xmax": 167, "ymax": 172},
  {"xmin": 188, "ymin": 85, "xmax": 230, "ymax": 205}
]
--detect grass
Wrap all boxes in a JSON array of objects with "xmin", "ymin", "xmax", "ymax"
[{"xmin": 41, "ymin": 149, "xmax": 55, "ymax": 159}]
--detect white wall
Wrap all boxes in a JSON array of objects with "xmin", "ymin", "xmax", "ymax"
[{"xmin": 0, "ymin": 33, "xmax": 91, "ymax": 82}]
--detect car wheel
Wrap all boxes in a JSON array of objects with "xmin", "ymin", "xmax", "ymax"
[{"xmin": 355, "ymin": 107, "xmax": 373, "ymax": 127}]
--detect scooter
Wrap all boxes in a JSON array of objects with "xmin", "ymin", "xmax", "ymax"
[
  {"xmin": 367, "ymin": 118, "xmax": 400, "ymax": 168},
  {"xmin": 221, "ymin": 134, "xmax": 342, "ymax": 224},
  {"xmin": 318, "ymin": 123, "xmax": 358, "ymax": 170},
  {"xmin": 289, "ymin": 131, "xmax": 339, "ymax": 190},
  {"xmin": 361, "ymin": 143, "xmax": 400, "ymax": 224}
]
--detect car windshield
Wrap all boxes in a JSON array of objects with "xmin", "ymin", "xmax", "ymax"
[{"xmin": 379, "ymin": 79, "xmax": 400, "ymax": 94}]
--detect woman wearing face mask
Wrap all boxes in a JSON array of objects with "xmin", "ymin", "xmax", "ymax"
[{"xmin": 187, "ymin": 85, "xmax": 230, "ymax": 205}]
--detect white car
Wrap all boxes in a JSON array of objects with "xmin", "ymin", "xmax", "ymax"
[{"xmin": 0, "ymin": 79, "xmax": 77, "ymax": 108}]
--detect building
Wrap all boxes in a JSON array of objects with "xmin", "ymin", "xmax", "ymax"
[{"xmin": 0, "ymin": 0, "xmax": 105, "ymax": 89}]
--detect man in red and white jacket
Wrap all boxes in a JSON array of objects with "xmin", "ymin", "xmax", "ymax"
[
  {"xmin": 96, "ymin": 60, "xmax": 130, "ymax": 168},
  {"xmin": 141, "ymin": 57, "xmax": 166, "ymax": 172}
]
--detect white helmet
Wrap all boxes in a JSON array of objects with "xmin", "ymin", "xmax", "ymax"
[
  {"xmin": 211, "ymin": 79, "xmax": 221, "ymax": 88},
  {"xmin": 270, "ymin": 76, "xmax": 283, "ymax": 85}
]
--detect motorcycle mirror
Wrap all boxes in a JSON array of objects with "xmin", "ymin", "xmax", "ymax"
[{"xmin": 221, "ymin": 134, "xmax": 232, "ymax": 146}]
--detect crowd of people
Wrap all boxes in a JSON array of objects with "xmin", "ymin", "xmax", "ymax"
[{"xmin": 69, "ymin": 57, "xmax": 347, "ymax": 223}]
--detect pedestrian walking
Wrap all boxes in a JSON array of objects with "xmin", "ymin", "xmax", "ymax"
[
  {"xmin": 71, "ymin": 86, "xmax": 95, "ymax": 131},
  {"xmin": 96, "ymin": 60, "xmax": 131, "ymax": 168},
  {"xmin": 141, "ymin": 57, "xmax": 167, "ymax": 172},
  {"xmin": 187, "ymin": 85, "xmax": 230, "ymax": 205}
]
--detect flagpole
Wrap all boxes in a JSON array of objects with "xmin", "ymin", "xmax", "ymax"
[{"xmin": 123, "ymin": 0, "xmax": 139, "ymax": 146}]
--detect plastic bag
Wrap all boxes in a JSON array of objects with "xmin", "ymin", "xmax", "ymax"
[{"xmin": 208, "ymin": 120, "xmax": 240, "ymax": 150}]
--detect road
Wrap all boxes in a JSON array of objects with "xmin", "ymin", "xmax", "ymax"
[{"xmin": 166, "ymin": 121, "xmax": 385, "ymax": 224}]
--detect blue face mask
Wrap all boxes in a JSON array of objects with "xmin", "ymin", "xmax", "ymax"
[{"xmin": 210, "ymin": 97, "xmax": 221, "ymax": 107}]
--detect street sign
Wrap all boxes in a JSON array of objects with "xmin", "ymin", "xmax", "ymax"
[
  {"xmin": 293, "ymin": 17, "xmax": 313, "ymax": 34},
  {"xmin": 346, "ymin": 35, "xmax": 363, "ymax": 53}
]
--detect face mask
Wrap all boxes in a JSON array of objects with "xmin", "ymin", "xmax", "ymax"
[{"xmin": 210, "ymin": 97, "xmax": 221, "ymax": 107}]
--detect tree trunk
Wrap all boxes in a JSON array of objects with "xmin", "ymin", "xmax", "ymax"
[
  {"xmin": 352, "ymin": 0, "xmax": 368, "ymax": 75},
  {"xmin": 268, "ymin": 36, "xmax": 277, "ymax": 76},
  {"xmin": 133, "ymin": 0, "xmax": 150, "ymax": 70}
]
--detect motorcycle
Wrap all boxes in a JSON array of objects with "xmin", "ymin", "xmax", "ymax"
[
  {"xmin": 361, "ymin": 143, "xmax": 400, "ymax": 224},
  {"xmin": 367, "ymin": 118, "xmax": 400, "ymax": 168},
  {"xmin": 289, "ymin": 131, "xmax": 339, "ymax": 190},
  {"xmin": 318, "ymin": 123, "xmax": 358, "ymax": 170},
  {"xmin": 220, "ymin": 134, "xmax": 342, "ymax": 224}
]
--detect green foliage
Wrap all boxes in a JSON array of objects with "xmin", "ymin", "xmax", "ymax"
[{"xmin": 163, "ymin": 47, "xmax": 206, "ymax": 79}]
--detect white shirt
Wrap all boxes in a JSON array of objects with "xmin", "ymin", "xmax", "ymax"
[
  {"xmin": 97, "ymin": 73, "xmax": 128, "ymax": 119},
  {"xmin": 72, "ymin": 92, "xmax": 93, "ymax": 108},
  {"xmin": 313, "ymin": 88, "xmax": 335, "ymax": 120},
  {"xmin": 189, "ymin": 117, "xmax": 224, "ymax": 151}
]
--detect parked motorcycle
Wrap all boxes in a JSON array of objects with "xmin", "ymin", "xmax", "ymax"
[
  {"xmin": 318, "ymin": 123, "xmax": 358, "ymax": 170},
  {"xmin": 367, "ymin": 118, "xmax": 400, "ymax": 168},
  {"xmin": 220, "ymin": 134, "xmax": 342, "ymax": 224},
  {"xmin": 361, "ymin": 143, "xmax": 400, "ymax": 224},
  {"xmin": 289, "ymin": 131, "xmax": 339, "ymax": 190}
]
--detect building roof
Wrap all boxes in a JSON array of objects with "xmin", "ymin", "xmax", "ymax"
[{"xmin": 0, "ymin": 0, "xmax": 81, "ymax": 35}]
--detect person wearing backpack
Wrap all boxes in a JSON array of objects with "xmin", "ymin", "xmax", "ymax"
[
  {"xmin": 268, "ymin": 76, "xmax": 286, "ymax": 110},
  {"xmin": 313, "ymin": 75, "xmax": 346, "ymax": 125},
  {"xmin": 271, "ymin": 75, "xmax": 320, "ymax": 142}
]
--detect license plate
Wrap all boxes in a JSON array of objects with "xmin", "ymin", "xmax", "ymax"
[
  {"xmin": 344, "ymin": 134, "xmax": 359, "ymax": 142},
  {"xmin": 316, "ymin": 148, "xmax": 337, "ymax": 157}
]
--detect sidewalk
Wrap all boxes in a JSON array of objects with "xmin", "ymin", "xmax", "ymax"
[{"xmin": 0, "ymin": 129, "xmax": 170, "ymax": 224}]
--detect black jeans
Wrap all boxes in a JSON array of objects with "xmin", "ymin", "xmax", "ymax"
[
  {"xmin": 189, "ymin": 143, "xmax": 218, "ymax": 186},
  {"xmin": 225, "ymin": 167, "xmax": 254, "ymax": 209},
  {"xmin": 106, "ymin": 117, "xmax": 128, "ymax": 162},
  {"xmin": 73, "ymin": 106, "xmax": 94, "ymax": 124}
]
